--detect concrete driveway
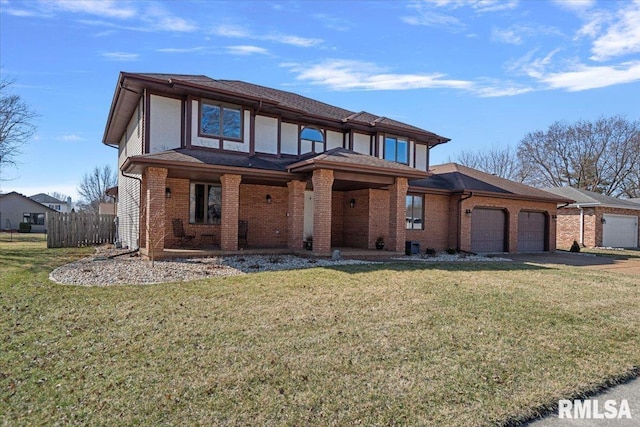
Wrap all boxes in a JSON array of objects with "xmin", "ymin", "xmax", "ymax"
[{"xmin": 507, "ymin": 251, "xmax": 640, "ymax": 276}]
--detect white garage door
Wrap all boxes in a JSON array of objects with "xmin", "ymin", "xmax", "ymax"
[{"xmin": 602, "ymin": 214, "xmax": 638, "ymax": 248}]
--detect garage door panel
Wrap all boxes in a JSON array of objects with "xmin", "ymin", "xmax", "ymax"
[
  {"xmin": 602, "ymin": 214, "xmax": 638, "ymax": 248},
  {"xmin": 471, "ymin": 208, "xmax": 506, "ymax": 253},
  {"xmin": 518, "ymin": 211, "xmax": 546, "ymax": 252}
]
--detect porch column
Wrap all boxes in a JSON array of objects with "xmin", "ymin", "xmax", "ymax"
[
  {"xmin": 144, "ymin": 166, "xmax": 168, "ymax": 257},
  {"xmin": 220, "ymin": 174, "xmax": 242, "ymax": 251},
  {"xmin": 312, "ymin": 169, "xmax": 334, "ymax": 255},
  {"xmin": 388, "ymin": 177, "xmax": 408, "ymax": 252},
  {"xmin": 287, "ymin": 180, "xmax": 306, "ymax": 250}
]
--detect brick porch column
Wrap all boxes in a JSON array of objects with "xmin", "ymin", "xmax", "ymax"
[
  {"xmin": 287, "ymin": 180, "xmax": 306, "ymax": 250},
  {"xmin": 220, "ymin": 174, "xmax": 242, "ymax": 251},
  {"xmin": 144, "ymin": 166, "xmax": 168, "ymax": 256},
  {"xmin": 388, "ymin": 177, "xmax": 408, "ymax": 252},
  {"xmin": 312, "ymin": 169, "xmax": 334, "ymax": 255}
]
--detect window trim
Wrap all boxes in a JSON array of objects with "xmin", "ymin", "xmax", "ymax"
[
  {"xmin": 189, "ymin": 182, "xmax": 222, "ymax": 225},
  {"xmin": 384, "ymin": 135, "xmax": 409, "ymax": 165},
  {"xmin": 405, "ymin": 194, "xmax": 424, "ymax": 230},
  {"xmin": 198, "ymin": 100, "xmax": 243, "ymax": 142}
]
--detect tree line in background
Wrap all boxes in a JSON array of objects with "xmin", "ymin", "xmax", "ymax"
[{"xmin": 454, "ymin": 115, "xmax": 640, "ymax": 198}]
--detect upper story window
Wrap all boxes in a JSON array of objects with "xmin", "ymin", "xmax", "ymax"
[
  {"xmin": 200, "ymin": 101, "xmax": 242, "ymax": 139},
  {"xmin": 301, "ymin": 127, "xmax": 325, "ymax": 153},
  {"xmin": 384, "ymin": 136, "xmax": 408, "ymax": 164}
]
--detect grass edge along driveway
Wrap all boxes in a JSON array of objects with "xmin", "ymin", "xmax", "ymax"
[{"xmin": 1, "ymin": 235, "xmax": 639, "ymax": 426}]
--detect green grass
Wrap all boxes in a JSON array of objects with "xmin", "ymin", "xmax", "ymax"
[{"xmin": 1, "ymin": 234, "xmax": 639, "ymax": 426}]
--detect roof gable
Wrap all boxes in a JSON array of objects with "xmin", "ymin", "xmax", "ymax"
[{"xmin": 0, "ymin": 192, "xmax": 57, "ymax": 211}]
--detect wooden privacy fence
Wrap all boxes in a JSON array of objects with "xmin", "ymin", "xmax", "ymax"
[{"xmin": 47, "ymin": 212, "xmax": 116, "ymax": 248}]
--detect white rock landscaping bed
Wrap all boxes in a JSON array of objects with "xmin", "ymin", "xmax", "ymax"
[{"xmin": 49, "ymin": 254, "xmax": 376, "ymax": 286}]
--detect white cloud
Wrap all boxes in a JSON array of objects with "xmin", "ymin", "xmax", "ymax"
[
  {"xmin": 590, "ymin": 1, "xmax": 640, "ymax": 61},
  {"xmin": 492, "ymin": 26, "xmax": 524, "ymax": 44},
  {"xmin": 48, "ymin": 0, "xmax": 136, "ymax": 19},
  {"xmin": 101, "ymin": 51, "xmax": 139, "ymax": 61},
  {"xmin": 156, "ymin": 46, "xmax": 207, "ymax": 54},
  {"xmin": 57, "ymin": 133, "xmax": 85, "ymax": 142},
  {"xmin": 540, "ymin": 61, "xmax": 640, "ymax": 91},
  {"xmin": 492, "ymin": 24, "xmax": 563, "ymax": 45},
  {"xmin": 313, "ymin": 13, "xmax": 351, "ymax": 32},
  {"xmin": 283, "ymin": 59, "xmax": 473, "ymax": 91},
  {"xmin": 551, "ymin": 0, "xmax": 595, "ymax": 12},
  {"xmin": 211, "ymin": 24, "xmax": 322, "ymax": 47},
  {"xmin": 20, "ymin": 0, "xmax": 196, "ymax": 33},
  {"xmin": 226, "ymin": 45, "xmax": 269, "ymax": 55}
]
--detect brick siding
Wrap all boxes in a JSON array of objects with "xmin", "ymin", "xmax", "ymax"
[{"xmin": 557, "ymin": 206, "xmax": 640, "ymax": 249}]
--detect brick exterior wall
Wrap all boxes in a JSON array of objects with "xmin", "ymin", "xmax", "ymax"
[
  {"xmin": 143, "ymin": 166, "xmax": 167, "ymax": 257},
  {"xmin": 388, "ymin": 177, "xmax": 408, "ymax": 252},
  {"xmin": 140, "ymin": 171, "xmax": 563, "ymax": 255},
  {"xmin": 556, "ymin": 206, "xmax": 640, "ymax": 249},
  {"xmin": 239, "ymin": 184, "xmax": 288, "ymax": 248},
  {"xmin": 369, "ymin": 189, "xmax": 390, "ymax": 249},
  {"xmin": 342, "ymin": 189, "xmax": 371, "ymax": 248},
  {"xmin": 220, "ymin": 174, "xmax": 241, "ymax": 250},
  {"xmin": 331, "ymin": 191, "xmax": 345, "ymax": 247},
  {"xmin": 287, "ymin": 180, "xmax": 306, "ymax": 250},
  {"xmin": 406, "ymin": 193, "xmax": 451, "ymax": 252},
  {"xmin": 311, "ymin": 169, "xmax": 334, "ymax": 254}
]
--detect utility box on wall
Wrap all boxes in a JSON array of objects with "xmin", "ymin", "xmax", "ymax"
[{"xmin": 405, "ymin": 240, "xmax": 420, "ymax": 255}]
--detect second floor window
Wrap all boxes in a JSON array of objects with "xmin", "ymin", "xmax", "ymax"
[
  {"xmin": 300, "ymin": 127, "xmax": 325, "ymax": 153},
  {"xmin": 200, "ymin": 102, "xmax": 242, "ymax": 139},
  {"xmin": 384, "ymin": 136, "xmax": 408, "ymax": 164}
]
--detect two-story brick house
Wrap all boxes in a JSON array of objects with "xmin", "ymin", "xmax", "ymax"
[{"xmin": 103, "ymin": 72, "xmax": 569, "ymax": 257}]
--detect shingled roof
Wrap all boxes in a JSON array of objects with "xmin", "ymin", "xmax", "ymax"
[
  {"xmin": 411, "ymin": 163, "xmax": 572, "ymax": 202},
  {"xmin": 104, "ymin": 72, "xmax": 449, "ymax": 146},
  {"xmin": 542, "ymin": 187, "xmax": 640, "ymax": 210}
]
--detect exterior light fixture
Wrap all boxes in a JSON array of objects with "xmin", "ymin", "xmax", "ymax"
[
  {"xmin": 165, "ymin": 187, "xmax": 171, "ymax": 198},
  {"xmin": 601, "ymin": 217, "xmax": 606, "ymax": 224},
  {"xmin": 465, "ymin": 209, "xmax": 472, "ymax": 214},
  {"xmin": 266, "ymin": 194, "xmax": 272, "ymax": 204},
  {"xmin": 349, "ymin": 198, "xmax": 356, "ymax": 208}
]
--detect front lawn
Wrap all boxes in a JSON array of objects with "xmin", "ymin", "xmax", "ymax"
[{"xmin": 1, "ymin": 235, "xmax": 639, "ymax": 426}]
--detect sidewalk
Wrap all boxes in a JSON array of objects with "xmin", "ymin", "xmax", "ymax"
[{"xmin": 525, "ymin": 377, "xmax": 639, "ymax": 426}]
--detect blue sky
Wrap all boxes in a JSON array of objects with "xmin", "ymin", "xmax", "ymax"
[{"xmin": 1, "ymin": 0, "xmax": 639, "ymax": 203}]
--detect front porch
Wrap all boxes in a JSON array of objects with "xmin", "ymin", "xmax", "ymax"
[{"xmin": 129, "ymin": 148, "xmax": 427, "ymax": 258}]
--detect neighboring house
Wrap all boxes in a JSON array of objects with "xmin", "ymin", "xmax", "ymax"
[
  {"xmin": 99, "ymin": 186, "xmax": 118, "ymax": 215},
  {"xmin": 29, "ymin": 193, "xmax": 73, "ymax": 213},
  {"xmin": 544, "ymin": 187, "xmax": 640, "ymax": 249},
  {"xmin": 0, "ymin": 192, "xmax": 56, "ymax": 232},
  {"xmin": 103, "ymin": 72, "xmax": 569, "ymax": 256}
]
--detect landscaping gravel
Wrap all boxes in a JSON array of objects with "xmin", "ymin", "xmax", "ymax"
[
  {"xmin": 49, "ymin": 245, "xmax": 512, "ymax": 286},
  {"xmin": 49, "ymin": 253, "xmax": 376, "ymax": 286}
]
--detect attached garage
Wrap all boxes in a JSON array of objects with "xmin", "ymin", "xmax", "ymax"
[
  {"xmin": 471, "ymin": 208, "xmax": 506, "ymax": 253},
  {"xmin": 518, "ymin": 211, "xmax": 547, "ymax": 252},
  {"xmin": 602, "ymin": 214, "xmax": 638, "ymax": 248}
]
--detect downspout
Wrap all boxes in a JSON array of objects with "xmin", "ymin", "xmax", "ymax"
[
  {"xmin": 457, "ymin": 192, "xmax": 473, "ymax": 252},
  {"xmin": 577, "ymin": 204, "xmax": 584, "ymax": 247}
]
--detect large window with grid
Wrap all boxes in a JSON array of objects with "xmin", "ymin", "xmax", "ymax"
[{"xmin": 200, "ymin": 101, "xmax": 242, "ymax": 139}]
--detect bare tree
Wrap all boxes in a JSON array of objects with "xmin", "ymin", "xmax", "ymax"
[
  {"xmin": 0, "ymin": 73, "xmax": 38, "ymax": 175},
  {"xmin": 453, "ymin": 144, "xmax": 527, "ymax": 182},
  {"xmin": 518, "ymin": 115, "xmax": 640, "ymax": 196},
  {"xmin": 77, "ymin": 165, "xmax": 117, "ymax": 212}
]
